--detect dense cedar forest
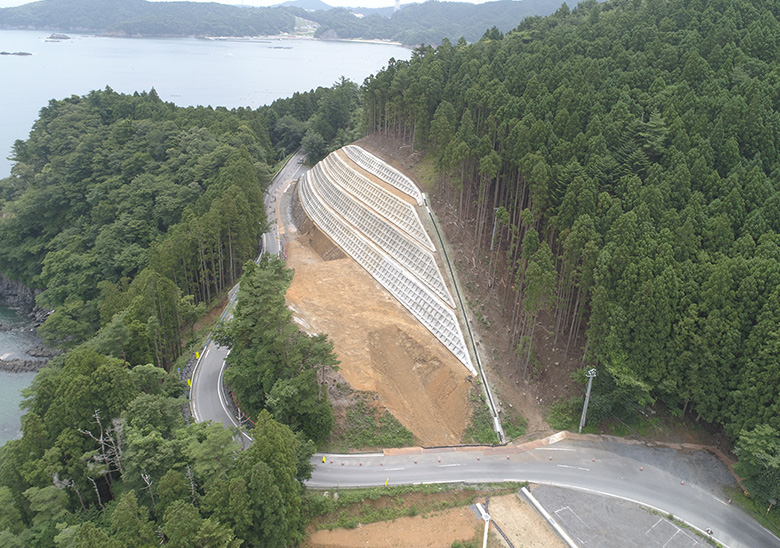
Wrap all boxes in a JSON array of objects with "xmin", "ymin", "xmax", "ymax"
[
  {"xmin": 217, "ymin": 256, "xmax": 338, "ymax": 445},
  {"xmin": 0, "ymin": 83, "xmax": 354, "ymax": 546},
  {"xmin": 361, "ymin": 0, "xmax": 780, "ymax": 503}
]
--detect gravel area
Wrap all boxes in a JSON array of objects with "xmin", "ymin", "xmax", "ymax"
[
  {"xmin": 530, "ymin": 485, "xmax": 712, "ymax": 548},
  {"xmin": 596, "ymin": 441, "xmax": 737, "ymax": 497}
]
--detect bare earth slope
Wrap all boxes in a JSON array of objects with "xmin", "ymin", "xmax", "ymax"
[{"xmin": 285, "ymin": 212, "xmax": 471, "ymax": 446}]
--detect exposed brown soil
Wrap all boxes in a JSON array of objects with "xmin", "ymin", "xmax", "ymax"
[
  {"xmin": 285, "ymin": 225, "xmax": 472, "ymax": 446},
  {"xmin": 303, "ymin": 490, "xmax": 564, "ymax": 548},
  {"xmin": 192, "ymin": 294, "xmax": 228, "ymax": 334},
  {"xmin": 305, "ymin": 506, "xmax": 481, "ymax": 548},
  {"xmin": 353, "ymin": 134, "xmax": 567, "ymax": 442},
  {"xmin": 487, "ymin": 493, "xmax": 566, "ymax": 548}
]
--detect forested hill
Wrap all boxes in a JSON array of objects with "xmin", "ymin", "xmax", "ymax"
[
  {"xmin": 0, "ymin": 0, "xmax": 295, "ymax": 37},
  {"xmin": 0, "ymin": 83, "xmax": 357, "ymax": 546},
  {"xmin": 0, "ymin": 78, "xmax": 359, "ymax": 356},
  {"xmin": 362, "ymin": 0, "xmax": 780, "ymax": 501},
  {"xmin": 0, "ymin": 0, "xmax": 568, "ymax": 45},
  {"xmin": 307, "ymin": 0, "xmax": 566, "ymax": 45}
]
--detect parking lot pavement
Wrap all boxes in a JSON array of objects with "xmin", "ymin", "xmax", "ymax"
[{"xmin": 530, "ymin": 485, "xmax": 712, "ymax": 548}]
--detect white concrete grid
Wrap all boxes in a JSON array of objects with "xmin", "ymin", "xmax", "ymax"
[
  {"xmin": 308, "ymin": 164, "xmax": 455, "ymax": 307},
  {"xmin": 321, "ymin": 152, "xmax": 435, "ymax": 252},
  {"xmin": 299, "ymin": 173, "xmax": 475, "ymax": 373},
  {"xmin": 342, "ymin": 145, "xmax": 423, "ymax": 205}
]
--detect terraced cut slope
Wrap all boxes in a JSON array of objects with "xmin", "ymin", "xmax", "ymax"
[
  {"xmin": 299, "ymin": 146, "xmax": 475, "ymax": 374},
  {"xmin": 284, "ymin": 149, "xmax": 472, "ymax": 446}
]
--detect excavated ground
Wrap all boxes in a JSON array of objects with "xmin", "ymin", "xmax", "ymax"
[
  {"xmin": 283, "ymin": 143, "xmax": 566, "ymax": 547},
  {"xmin": 303, "ymin": 492, "xmax": 564, "ymax": 548},
  {"xmin": 285, "ymin": 201, "xmax": 472, "ymax": 447}
]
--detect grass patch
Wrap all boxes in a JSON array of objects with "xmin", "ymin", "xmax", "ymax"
[
  {"xmin": 546, "ymin": 396, "xmax": 581, "ymax": 431},
  {"xmin": 466, "ymin": 296, "xmax": 490, "ymax": 328},
  {"xmin": 411, "ymin": 154, "xmax": 437, "ymax": 193},
  {"xmin": 304, "ymin": 483, "xmax": 525, "ymax": 531},
  {"xmin": 337, "ymin": 399, "xmax": 414, "ymax": 451},
  {"xmin": 725, "ymin": 486, "xmax": 780, "ymax": 538},
  {"xmin": 464, "ymin": 389, "xmax": 499, "ymax": 444},
  {"xmin": 451, "ymin": 541, "xmax": 479, "ymax": 548},
  {"xmin": 501, "ymin": 407, "xmax": 527, "ymax": 440}
]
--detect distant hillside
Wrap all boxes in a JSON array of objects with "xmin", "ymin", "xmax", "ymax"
[
  {"xmin": 305, "ymin": 0, "xmax": 568, "ymax": 45},
  {"xmin": 0, "ymin": 0, "xmax": 295, "ymax": 36},
  {"xmin": 347, "ymin": 5, "xmax": 398, "ymax": 18},
  {"xmin": 276, "ymin": 0, "xmax": 334, "ymax": 12},
  {"xmin": 0, "ymin": 0, "xmax": 570, "ymax": 44}
]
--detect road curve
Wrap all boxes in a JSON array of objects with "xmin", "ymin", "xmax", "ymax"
[
  {"xmin": 189, "ymin": 151, "xmax": 308, "ymax": 441},
  {"xmin": 189, "ymin": 150, "xmax": 779, "ymax": 548},
  {"xmin": 308, "ymin": 440, "xmax": 779, "ymax": 548}
]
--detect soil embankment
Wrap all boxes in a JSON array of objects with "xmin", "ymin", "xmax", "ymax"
[{"xmin": 285, "ymin": 201, "xmax": 472, "ymax": 445}]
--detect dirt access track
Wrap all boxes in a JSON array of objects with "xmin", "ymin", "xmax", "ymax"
[
  {"xmin": 283, "ymin": 148, "xmax": 472, "ymax": 446},
  {"xmin": 304, "ymin": 493, "xmax": 564, "ymax": 548}
]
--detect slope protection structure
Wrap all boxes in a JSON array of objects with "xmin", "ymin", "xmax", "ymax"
[{"xmin": 298, "ymin": 146, "xmax": 475, "ymax": 374}]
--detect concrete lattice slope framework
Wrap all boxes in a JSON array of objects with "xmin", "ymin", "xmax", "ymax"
[
  {"xmin": 342, "ymin": 144, "xmax": 424, "ymax": 205},
  {"xmin": 299, "ymin": 148, "xmax": 475, "ymax": 374},
  {"xmin": 308, "ymin": 162, "xmax": 454, "ymax": 307}
]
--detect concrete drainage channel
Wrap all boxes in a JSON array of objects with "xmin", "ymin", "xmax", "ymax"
[
  {"xmin": 520, "ymin": 487, "xmax": 579, "ymax": 548},
  {"xmin": 424, "ymin": 193, "xmax": 505, "ymax": 443}
]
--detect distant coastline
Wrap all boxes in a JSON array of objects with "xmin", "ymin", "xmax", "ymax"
[
  {"xmin": 201, "ymin": 34, "xmax": 406, "ymax": 47},
  {"xmin": 0, "ymin": 50, "xmax": 31, "ymax": 55},
  {"xmin": 0, "ymin": 27, "xmax": 407, "ymax": 47}
]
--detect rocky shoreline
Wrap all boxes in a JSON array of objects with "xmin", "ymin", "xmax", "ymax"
[
  {"xmin": 0, "ymin": 274, "xmax": 58, "ymax": 373},
  {"xmin": 0, "ymin": 337, "xmax": 61, "ymax": 373},
  {"xmin": 0, "ymin": 357, "xmax": 49, "ymax": 373}
]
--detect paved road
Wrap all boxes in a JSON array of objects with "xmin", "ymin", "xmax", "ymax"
[
  {"xmin": 189, "ymin": 150, "xmax": 779, "ymax": 548},
  {"xmin": 189, "ymin": 151, "xmax": 307, "ymax": 442},
  {"xmin": 307, "ymin": 440, "xmax": 779, "ymax": 548}
]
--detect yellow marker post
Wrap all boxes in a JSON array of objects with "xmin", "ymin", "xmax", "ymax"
[
  {"xmin": 385, "ymin": 478, "xmax": 389, "ymax": 487},
  {"xmin": 322, "ymin": 456, "xmax": 326, "ymax": 463},
  {"xmin": 196, "ymin": 351, "xmax": 200, "ymax": 359},
  {"xmin": 187, "ymin": 378, "xmax": 191, "ymax": 387}
]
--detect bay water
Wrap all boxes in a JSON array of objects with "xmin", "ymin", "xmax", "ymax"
[
  {"xmin": 0, "ymin": 306, "xmax": 39, "ymax": 447},
  {"xmin": 0, "ymin": 30, "xmax": 411, "ymax": 176},
  {"xmin": 0, "ymin": 29, "xmax": 410, "ymax": 446}
]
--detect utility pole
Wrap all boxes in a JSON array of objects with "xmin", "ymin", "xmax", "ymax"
[{"xmin": 578, "ymin": 368, "xmax": 597, "ymax": 433}]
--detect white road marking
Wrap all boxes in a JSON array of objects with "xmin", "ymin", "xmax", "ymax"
[
  {"xmin": 556, "ymin": 464, "xmax": 591, "ymax": 471},
  {"xmin": 386, "ymin": 467, "xmax": 406, "ymax": 471},
  {"xmin": 438, "ymin": 463, "xmax": 461, "ymax": 467}
]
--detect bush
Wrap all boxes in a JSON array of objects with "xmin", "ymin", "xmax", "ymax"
[
  {"xmin": 464, "ymin": 389, "xmax": 499, "ymax": 444},
  {"xmin": 341, "ymin": 400, "xmax": 414, "ymax": 450}
]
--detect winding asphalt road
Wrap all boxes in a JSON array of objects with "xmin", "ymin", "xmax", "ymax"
[
  {"xmin": 189, "ymin": 150, "xmax": 779, "ymax": 548},
  {"xmin": 189, "ymin": 151, "xmax": 307, "ymax": 443},
  {"xmin": 308, "ymin": 440, "xmax": 778, "ymax": 548}
]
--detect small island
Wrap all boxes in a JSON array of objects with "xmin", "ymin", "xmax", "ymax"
[
  {"xmin": 0, "ymin": 51, "xmax": 32, "ymax": 55},
  {"xmin": 47, "ymin": 33, "xmax": 71, "ymax": 40}
]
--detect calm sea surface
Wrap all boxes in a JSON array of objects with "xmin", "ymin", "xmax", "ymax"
[
  {"xmin": 0, "ymin": 30, "xmax": 411, "ymax": 176},
  {"xmin": 0, "ymin": 30, "xmax": 410, "ymax": 446},
  {"xmin": 0, "ymin": 306, "xmax": 39, "ymax": 447}
]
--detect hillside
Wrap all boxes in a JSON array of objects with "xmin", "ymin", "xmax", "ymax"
[
  {"xmin": 361, "ymin": 0, "xmax": 780, "ymax": 504},
  {"xmin": 307, "ymin": 0, "xmax": 566, "ymax": 45},
  {"xmin": 0, "ymin": 0, "xmax": 295, "ymax": 36},
  {"xmin": 0, "ymin": 0, "xmax": 569, "ymax": 44},
  {"xmin": 0, "ymin": 81, "xmax": 363, "ymax": 547}
]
